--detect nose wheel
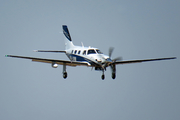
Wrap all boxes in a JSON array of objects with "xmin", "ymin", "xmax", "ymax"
[
  {"xmin": 101, "ymin": 74, "xmax": 105, "ymax": 80},
  {"xmin": 101, "ymin": 70, "xmax": 105, "ymax": 80}
]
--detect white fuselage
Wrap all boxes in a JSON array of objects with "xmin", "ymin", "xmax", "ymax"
[{"xmin": 65, "ymin": 46, "xmax": 109, "ymax": 67}]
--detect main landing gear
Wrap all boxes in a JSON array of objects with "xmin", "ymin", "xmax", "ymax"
[
  {"xmin": 63, "ymin": 63, "xmax": 67, "ymax": 79},
  {"xmin": 112, "ymin": 73, "xmax": 116, "ymax": 79},
  {"xmin": 63, "ymin": 72, "xmax": 67, "ymax": 79}
]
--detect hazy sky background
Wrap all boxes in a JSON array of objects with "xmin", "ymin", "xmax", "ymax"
[{"xmin": 0, "ymin": 0, "xmax": 180, "ymax": 120}]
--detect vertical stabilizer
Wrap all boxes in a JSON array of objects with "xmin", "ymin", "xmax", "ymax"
[{"xmin": 62, "ymin": 25, "xmax": 74, "ymax": 49}]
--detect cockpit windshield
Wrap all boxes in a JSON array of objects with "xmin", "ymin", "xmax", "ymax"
[
  {"xmin": 96, "ymin": 49, "xmax": 103, "ymax": 54},
  {"xmin": 87, "ymin": 49, "xmax": 96, "ymax": 55},
  {"xmin": 87, "ymin": 49, "xmax": 103, "ymax": 55}
]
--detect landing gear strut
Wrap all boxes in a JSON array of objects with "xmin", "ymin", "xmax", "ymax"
[{"xmin": 63, "ymin": 63, "xmax": 67, "ymax": 79}]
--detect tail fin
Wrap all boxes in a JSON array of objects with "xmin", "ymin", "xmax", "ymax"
[{"xmin": 62, "ymin": 25, "xmax": 74, "ymax": 49}]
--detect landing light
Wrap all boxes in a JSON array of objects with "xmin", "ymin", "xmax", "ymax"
[{"xmin": 52, "ymin": 63, "xmax": 58, "ymax": 68}]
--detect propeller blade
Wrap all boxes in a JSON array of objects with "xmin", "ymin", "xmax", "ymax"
[
  {"xmin": 109, "ymin": 47, "xmax": 114, "ymax": 58},
  {"xmin": 112, "ymin": 57, "xmax": 123, "ymax": 62}
]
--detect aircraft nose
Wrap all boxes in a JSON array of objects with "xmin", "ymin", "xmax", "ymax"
[{"xmin": 106, "ymin": 58, "xmax": 113, "ymax": 63}]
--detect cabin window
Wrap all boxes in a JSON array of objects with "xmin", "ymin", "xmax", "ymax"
[
  {"xmin": 71, "ymin": 50, "xmax": 74, "ymax": 54},
  {"xmin": 74, "ymin": 50, "xmax": 77, "ymax": 54},
  {"xmin": 87, "ymin": 49, "xmax": 96, "ymax": 55},
  {"xmin": 96, "ymin": 49, "xmax": 103, "ymax": 54},
  {"xmin": 83, "ymin": 50, "xmax": 86, "ymax": 55},
  {"xmin": 78, "ymin": 50, "xmax": 81, "ymax": 54}
]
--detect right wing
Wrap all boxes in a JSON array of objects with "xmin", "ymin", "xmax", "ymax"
[
  {"xmin": 5, "ymin": 55, "xmax": 90, "ymax": 67},
  {"xmin": 114, "ymin": 57, "xmax": 176, "ymax": 65}
]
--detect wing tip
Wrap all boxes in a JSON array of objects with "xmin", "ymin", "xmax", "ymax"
[
  {"xmin": 169, "ymin": 57, "xmax": 177, "ymax": 60},
  {"xmin": 5, "ymin": 55, "xmax": 10, "ymax": 57}
]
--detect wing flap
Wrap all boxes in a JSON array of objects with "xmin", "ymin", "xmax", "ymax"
[
  {"xmin": 6, "ymin": 55, "xmax": 89, "ymax": 67},
  {"xmin": 114, "ymin": 57, "xmax": 176, "ymax": 65}
]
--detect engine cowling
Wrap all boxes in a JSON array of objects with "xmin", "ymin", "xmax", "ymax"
[{"xmin": 52, "ymin": 63, "xmax": 58, "ymax": 68}]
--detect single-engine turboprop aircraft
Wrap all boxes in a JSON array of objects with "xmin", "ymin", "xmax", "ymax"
[{"xmin": 6, "ymin": 25, "xmax": 176, "ymax": 80}]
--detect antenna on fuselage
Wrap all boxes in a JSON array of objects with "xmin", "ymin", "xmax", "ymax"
[{"xmin": 81, "ymin": 42, "xmax": 84, "ymax": 47}]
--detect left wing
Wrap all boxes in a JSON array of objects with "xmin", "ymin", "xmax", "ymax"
[
  {"xmin": 5, "ymin": 55, "xmax": 90, "ymax": 67},
  {"xmin": 33, "ymin": 50, "xmax": 66, "ymax": 53},
  {"xmin": 114, "ymin": 57, "xmax": 176, "ymax": 65}
]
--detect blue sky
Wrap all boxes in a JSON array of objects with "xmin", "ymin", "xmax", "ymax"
[{"xmin": 0, "ymin": 0, "xmax": 180, "ymax": 120}]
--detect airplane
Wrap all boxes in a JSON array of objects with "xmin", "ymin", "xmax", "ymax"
[{"xmin": 5, "ymin": 25, "xmax": 176, "ymax": 80}]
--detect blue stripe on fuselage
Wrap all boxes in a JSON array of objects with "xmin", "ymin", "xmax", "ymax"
[{"xmin": 66, "ymin": 54, "xmax": 98, "ymax": 66}]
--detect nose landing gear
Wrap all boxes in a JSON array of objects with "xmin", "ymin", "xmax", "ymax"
[
  {"xmin": 101, "ymin": 74, "xmax": 105, "ymax": 80},
  {"xmin": 101, "ymin": 70, "xmax": 105, "ymax": 80}
]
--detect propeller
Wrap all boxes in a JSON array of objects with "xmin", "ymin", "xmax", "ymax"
[
  {"xmin": 101, "ymin": 47, "xmax": 122, "ymax": 70},
  {"xmin": 99, "ymin": 47, "xmax": 122, "ymax": 79},
  {"xmin": 108, "ymin": 47, "xmax": 122, "ymax": 79},
  {"xmin": 109, "ymin": 47, "xmax": 114, "ymax": 58},
  {"xmin": 99, "ymin": 47, "xmax": 122, "ymax": 70},
  {"xmin": 108, "ymin": 47, "xmax": 122, "ymax": 62},
  {"xmin": 112, "ymin": 57, "xmax": 122, "ymax": 62}
]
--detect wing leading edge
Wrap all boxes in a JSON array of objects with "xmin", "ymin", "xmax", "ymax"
[
  {"xmin": 5, "ymin": 55, "xmax": 90, "ymax": 67},
  {"xmin": 114, "ymin": 57, "xmax": 176, "ymax": 65}
]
